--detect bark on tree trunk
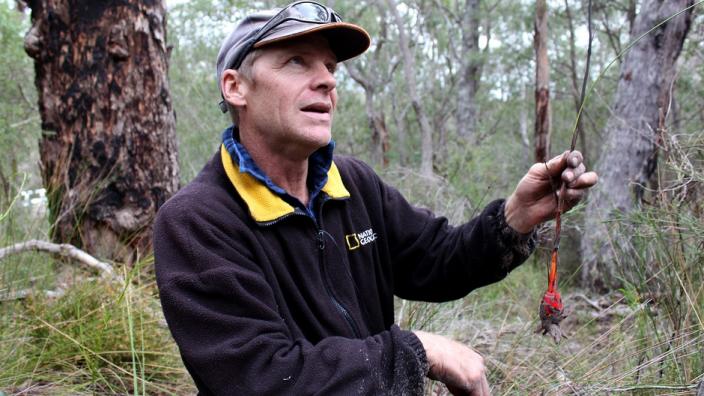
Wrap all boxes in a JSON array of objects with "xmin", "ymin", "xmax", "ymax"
[
  {"xmin": 580, "ymin": 0, "xmax": 693, "ymax": 290},
  {"xmin": 24, "ymin": 0, "xmax": 179, "ymax": 262},
  {"xmin": 519, "ymin": 85, "xmax": 531, "ymax": 164},
  {"xmin": 456, "ymin": 0, "xmax": 481, "ymax": 142},
  {"xmin": 534, "ymin": 0, "xmax": 551, "ymax": 163}
]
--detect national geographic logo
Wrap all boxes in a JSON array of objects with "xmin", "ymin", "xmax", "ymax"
[{"xmin": 345, "ymin": 228, "xmax": 377, "ymax": 250}]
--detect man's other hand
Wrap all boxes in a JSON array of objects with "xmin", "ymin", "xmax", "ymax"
[
  {"xmin": 504, "ymin": 150, "xmax": 598, "ymax": 234},
  {"xmin": 414, "ymin": 331, "xmax": 491, "ymax": 396}
]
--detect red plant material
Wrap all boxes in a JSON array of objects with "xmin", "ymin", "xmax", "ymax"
[{"xmin": 537, "ymin": 249, "xmax": 566, "ymax": 343}]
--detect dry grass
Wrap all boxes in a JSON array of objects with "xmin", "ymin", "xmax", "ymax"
[{"xmin": 0, "ymin": 257, "xmax": 194, "ymax": 395}]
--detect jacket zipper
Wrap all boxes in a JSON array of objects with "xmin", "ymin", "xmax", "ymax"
[
  {"xmin": 317, "ymin": 197, "xmax": 362, "ymax": 339},
  {"xmin": 315, "ymin": 229, "xmax": 361, "ymax": 338},
  {"xmin": 259, "ymin": 198, "xmax": 361, "ymax": 338}
]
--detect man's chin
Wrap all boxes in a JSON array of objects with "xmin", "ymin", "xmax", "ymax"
[{"xmin": 305, "ymin": 128, "xmax": 332, "ymax": 148}]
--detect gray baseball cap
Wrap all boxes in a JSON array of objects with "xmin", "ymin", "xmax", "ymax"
[{"xmin": 216, "ymin": 2, "xmax": 370, "ymax": 106}]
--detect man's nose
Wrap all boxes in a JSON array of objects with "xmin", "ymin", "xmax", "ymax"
[{"xmin": 312, "ymin": 62, "xmax": 337, "ymax": 92}]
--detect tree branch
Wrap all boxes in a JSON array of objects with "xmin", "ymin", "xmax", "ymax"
[
  {"xmin": 0, "ymin": 240, "xmax": 120, "ymax": 283},
  {"xmin": 344, "ymin": 63, "xmax": 370, "ymax": 90},
  {"xmin": 0, "ymin": 240, "xmax": 167, "ymax": 326},
  {"xmin": 1, "ymin": 288, "xmax": 65, "ymax": 302},
  {"xmin": 9, "ymin": 116, "xmax": 40, "ymax": 129}
]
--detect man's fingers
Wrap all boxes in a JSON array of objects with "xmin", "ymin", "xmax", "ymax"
[
  {"xmin": 562, "ymin": 163, "xmax": 586, "ymax": 184},
  {"xmin": 567, "ymin": 150, "xmax": 583, "ymax": 168},
  {"xmin": 480, "ymin": 374, "xmax": 491, "ymax": 396},
  {"xmin": 544, "ymin": 151, "xmax": 569, "ymax": 177},
  {"xmin": 558, "ymin": 172, "xmax": 600, "ymax": 210},
  {"xmin": 559, "ymin": 189, "xmax": 585, "ymax": 205},
  {"xmin": 556, "ymin": 171, "xmax": 598, "ymax": 207},
  {"xmin": 447, "ymin": 384, "xmax": 469, "ymax": 396},
  {"xmin": 569, "ymin": 171, "xmax": 598, "ymax": 189},
  {"xmin": 466, "ymin": 354, "xmax": 489, "ymax": 396},
  {"xmin": 459, "ymin": 373, "xmax": 490, "ymax": 396},
  {"xmin": 449, "ymin": 374, "xmax": 489, "ymax": 396},
  {"xmin": 545, "ymin": 150, "xmax": 585, "ymax": 178},
  {"xmin": 416, "ymin": 331, "xmax": 491, "ymax": 396}
]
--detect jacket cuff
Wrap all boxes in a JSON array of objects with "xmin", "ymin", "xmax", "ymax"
[
  {"xmin": 399, "ymin": 329, "xmax": 429, "ymax": 376},
  {"xmin": 494, "ymin": 200, "xmax": 537, "ymax": 273}
]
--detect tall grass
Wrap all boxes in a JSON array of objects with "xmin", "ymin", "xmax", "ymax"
[
  {"xmin": 0, "ymin": 267, "xmax": 193, "ymax": 395},
  {"xmin": 0, "ymin": 194, "xmax": 193, "ymax": 394}
]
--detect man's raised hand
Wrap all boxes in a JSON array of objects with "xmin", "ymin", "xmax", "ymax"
[{"xmin": 504, "ymin": 150, "xmax": 598, "ymax": 234}]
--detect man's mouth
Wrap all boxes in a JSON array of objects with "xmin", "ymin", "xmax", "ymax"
[{"xmin": 300, "ymin": 102, "xmax": 332, "ymax": 115}]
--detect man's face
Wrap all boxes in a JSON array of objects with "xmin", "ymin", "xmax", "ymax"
[{"xmin": 238, "ymin": 35, "xmax": 338, "ymax": 159}]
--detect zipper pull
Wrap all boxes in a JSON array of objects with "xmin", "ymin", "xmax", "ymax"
[{"xmin": 316, "ymin": 230, "xmax": 325, "ymax": 250}]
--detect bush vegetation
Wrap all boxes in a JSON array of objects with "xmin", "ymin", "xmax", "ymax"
[{"xmin": 1, "ymin": 1, "xmax": 702, "ymax": 394}]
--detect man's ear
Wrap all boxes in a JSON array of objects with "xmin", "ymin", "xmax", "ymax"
[{"xmin": 221, "ymin": 69, "xmax": 248, "ymax": 107}]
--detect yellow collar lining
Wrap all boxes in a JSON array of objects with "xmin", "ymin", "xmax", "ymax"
[{"xmin": 220, "ymin": 145, "xmax": 350, "ymax": 223}]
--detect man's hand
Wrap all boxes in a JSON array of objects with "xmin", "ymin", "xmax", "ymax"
[
  {"xmin": 504, "ymin": 151, "xmax": 598, "ymax": 234},
  {"xmin": 414, "ymin": 331, "xmax": 491, "ymax": 396}
]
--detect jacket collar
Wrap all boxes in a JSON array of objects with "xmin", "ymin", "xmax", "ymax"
[{"xmin": 220, "ymin": 141, "xmax": 350, "ymax": 223}]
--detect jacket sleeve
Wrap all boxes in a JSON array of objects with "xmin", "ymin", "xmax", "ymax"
[
  {"xmin": 364, "ymin": 164, "xmax": 536, "ymax": 302},
  {"xmin": 153, "ymin": 196, "xmax": 428, "ymax": 395}
]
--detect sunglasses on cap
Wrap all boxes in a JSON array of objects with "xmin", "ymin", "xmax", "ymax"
[{"xmin": 229, "ymin": 1, "xmax": 342, "ymax": 71}]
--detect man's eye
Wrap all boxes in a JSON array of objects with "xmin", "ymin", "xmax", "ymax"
[
  {"xmin": 326, "ymin": 63, "xmax": 337, "ymax": 74},
  {"xmin": 288, "ymin": 56, "xmax": 304, "ymax": 65}
]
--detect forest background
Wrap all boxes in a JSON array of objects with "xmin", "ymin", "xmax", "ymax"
[{"xmin": 0, "ymin": 0, "xmax": 702, "ymax": 394}]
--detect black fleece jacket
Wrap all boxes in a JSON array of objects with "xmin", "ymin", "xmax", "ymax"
[{"xmin": 154, "ymin": 150, "xmax": 535, "ymax": 395}]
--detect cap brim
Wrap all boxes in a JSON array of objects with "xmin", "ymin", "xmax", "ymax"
[{"xmin": 253, "ymin": 22, "xmax": 370, "ymax": 63}]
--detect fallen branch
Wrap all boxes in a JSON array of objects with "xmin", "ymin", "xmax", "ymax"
[
  {"xmin": 0, "ymin": 288, "xmax": 65, "ymax": 302},
  {"xmin": 0, "ymin": 239, "xmax": 120, "ymax": 283},
  {"xmin": 0, "ymin": 240, "xmax": 166, "ymax": 326},
  {"xmin": 570, "ymin": 292, "xmax": 602, "ymax": 311}
]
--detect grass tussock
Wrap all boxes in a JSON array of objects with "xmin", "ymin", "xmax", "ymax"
[{"xmin": 0, "ymin": 257, "xmax": 194, "ymax": 395}]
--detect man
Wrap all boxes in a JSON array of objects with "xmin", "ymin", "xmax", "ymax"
[{"xmin": 154, "ymin": 2, "xmax": 597, "ymax": 395}]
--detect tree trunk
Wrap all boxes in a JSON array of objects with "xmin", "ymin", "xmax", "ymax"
[
  {"xmin": 24, "ymin": 0, "xmax": 179, "ymax": 262},
  {"xmin": 364, "ymin": 81, "xmax": 389, "ymax": 168},
  {"xmin": 519, "ymin": 85, "xmax": 531, "ymax": 164},
  {"xmin": 534, "ymin": 0, "xmax": 551, "ymax": 163},
  {"xmin": 580, "ymin": 0, "xmax": 693, "ymax": 290},
  {"xmin": 391, "ymin": 95, "xmax": 410, "ymax": 166},
  {"xmin": 456, "ymin": 0, "xmax": 481, "ymax": 142},
  {"xmin": 348, "ymin": 65, "xmax": 390, "ymax": 168},
  {"xmin": 385, "ymin": 0, "xmax": 434, "ymax": 177},
  {"xmin": 627, "ymin": 0, "xmax": 637, "ymax": 34}
]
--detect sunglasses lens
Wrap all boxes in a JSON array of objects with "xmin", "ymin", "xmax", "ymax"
[{"xmin": 289, "ymin": 2, "xmax": 328, "ymax": 22}]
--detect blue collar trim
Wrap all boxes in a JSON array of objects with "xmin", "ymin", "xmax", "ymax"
[{"xmin": 221, "ymin": 126, "xmax": 335, "ymax": 215}]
